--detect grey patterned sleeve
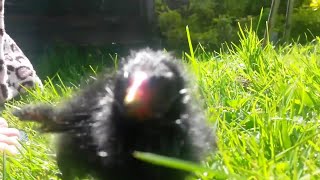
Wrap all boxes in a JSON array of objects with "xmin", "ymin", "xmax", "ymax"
[
  {"xmin": 0, "ymin": 0, "xmax": 43, "ymax": 103},
  {"xmin": 0, "ymin": 0, "xmax": 11, "ymax": 102},
  {"xmin": 4, "ymin": 33, "xmax": 43, "ymax": 99}
]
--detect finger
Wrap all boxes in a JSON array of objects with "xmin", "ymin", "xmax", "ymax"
[
  {"xmin": 0, "ymin": 127, "xmax": 20, "ymax": 137},
  {"xmin": 0, "ymin": 117, "xmax": 8, "ymax": 128},
  {"xmin": 0, "ymin": 142, "xmax": 19, "ymax": 155},
  {"xmin": 0, "ymin": 134, "xmax": 20, "ymax": 147}
]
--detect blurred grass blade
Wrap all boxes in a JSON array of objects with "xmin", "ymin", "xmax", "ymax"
[
  {"xmin": 186, "ymin": 25, "xmax": 195, "ymax": 61},
  {"xmin": 133, "ymin": 151, "xmax": 221, "ymax": 175},
  {"xmin": 2, "ymin": 152, "xmax": 6, "ymax": 180}
]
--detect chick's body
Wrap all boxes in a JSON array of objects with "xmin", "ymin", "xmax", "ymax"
[{"xmin": 14, "ymin": 49, "xmax": 213, "ymax": 180}]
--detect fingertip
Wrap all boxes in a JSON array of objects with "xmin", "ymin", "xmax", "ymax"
[
  {"xmin": 0, "ymin": 128, "xmax": 20, "ymax": 137},
  {"xmin": 0, "ymin": 117, "xmax": 8, "ymax": 128},
  {"xmin": 0, "ymin": 142, "xmax": 20, "ymax": 155}
]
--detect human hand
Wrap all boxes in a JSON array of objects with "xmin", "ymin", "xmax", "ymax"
[{"xmin": 0, "ymin": 117, "xmax": 20, "ymax": 155}]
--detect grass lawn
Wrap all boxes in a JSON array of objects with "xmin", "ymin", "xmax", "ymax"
[{"xmin": 1, "ymin": 27, "xmax": 320, "ymax": 179}]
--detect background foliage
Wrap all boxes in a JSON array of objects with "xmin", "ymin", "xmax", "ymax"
[{"xmin": 156, "ymin": 0, "xmax": 320, "ymax": 49}]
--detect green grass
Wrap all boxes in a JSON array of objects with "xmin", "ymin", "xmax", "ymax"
[{"xmin": 1, "ymin": 26, "xmax": 320, "ymax": 179}]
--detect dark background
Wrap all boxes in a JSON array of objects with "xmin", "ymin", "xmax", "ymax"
[{"xmin": 5, "ymin": 0, "xmax": 159, "ymax": 63}]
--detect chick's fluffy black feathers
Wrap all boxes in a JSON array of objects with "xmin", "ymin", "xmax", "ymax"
[{"xmin": 13, "ymin": 49, "xmax": 213, "ymax": 180}]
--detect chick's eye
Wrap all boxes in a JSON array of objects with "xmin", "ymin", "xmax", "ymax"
[
  {"xmin": 122, "ymin": 78, "xmax": 130, "ymax": 90},
  {"xmin": 148, "ymin": 77, "xmax": 169, "ymax": 91},
  {"xmin": 148, "ymin": 77, "xmax": 157, "ymax": 88}
]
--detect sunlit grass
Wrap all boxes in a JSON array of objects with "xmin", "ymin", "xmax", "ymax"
[
  {"xmin": 0, "ymin": 77, "xmax": 73, "ymax": 179},
  {"xmin": 1, "ymin": 27, "xmax": 320, "ymax": 179},
  {"xmin": 192, "ymin": 30, "xmax": 320, "ymax": 179}
]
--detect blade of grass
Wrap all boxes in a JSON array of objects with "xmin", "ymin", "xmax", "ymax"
[{"xmin": 133, "ymin": 151, "xmax": 223, "ymax": 176}]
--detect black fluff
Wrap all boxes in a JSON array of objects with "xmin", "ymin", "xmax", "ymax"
[{"xmin": 13, "ymin": 49, "xmax": 213, "ymax": 180}]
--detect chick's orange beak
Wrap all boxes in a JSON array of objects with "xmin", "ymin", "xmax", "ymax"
[
  {"xmin": 124, "ymin": 71, "xmax": 153, "ymax": 120},
  {"xmin": 124, "ymin": 71, "xmax": 148, "ymax": 104}
]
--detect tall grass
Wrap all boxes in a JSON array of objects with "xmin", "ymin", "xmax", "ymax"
[
  {"xmin": 0, "ymin": 77, "xmax": 71, "ymax": 179},
  {"xmin": 193, "ymin": 28, "xmax": 320, "ymax": 179},
  {"xmin": 1, "ymin": 26, "xmax": 320, "ymax": 179}
]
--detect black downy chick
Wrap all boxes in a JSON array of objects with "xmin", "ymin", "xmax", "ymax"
[{"xmin": 13, "ymin": 49, "xmax": 214, "ymax": 180}]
